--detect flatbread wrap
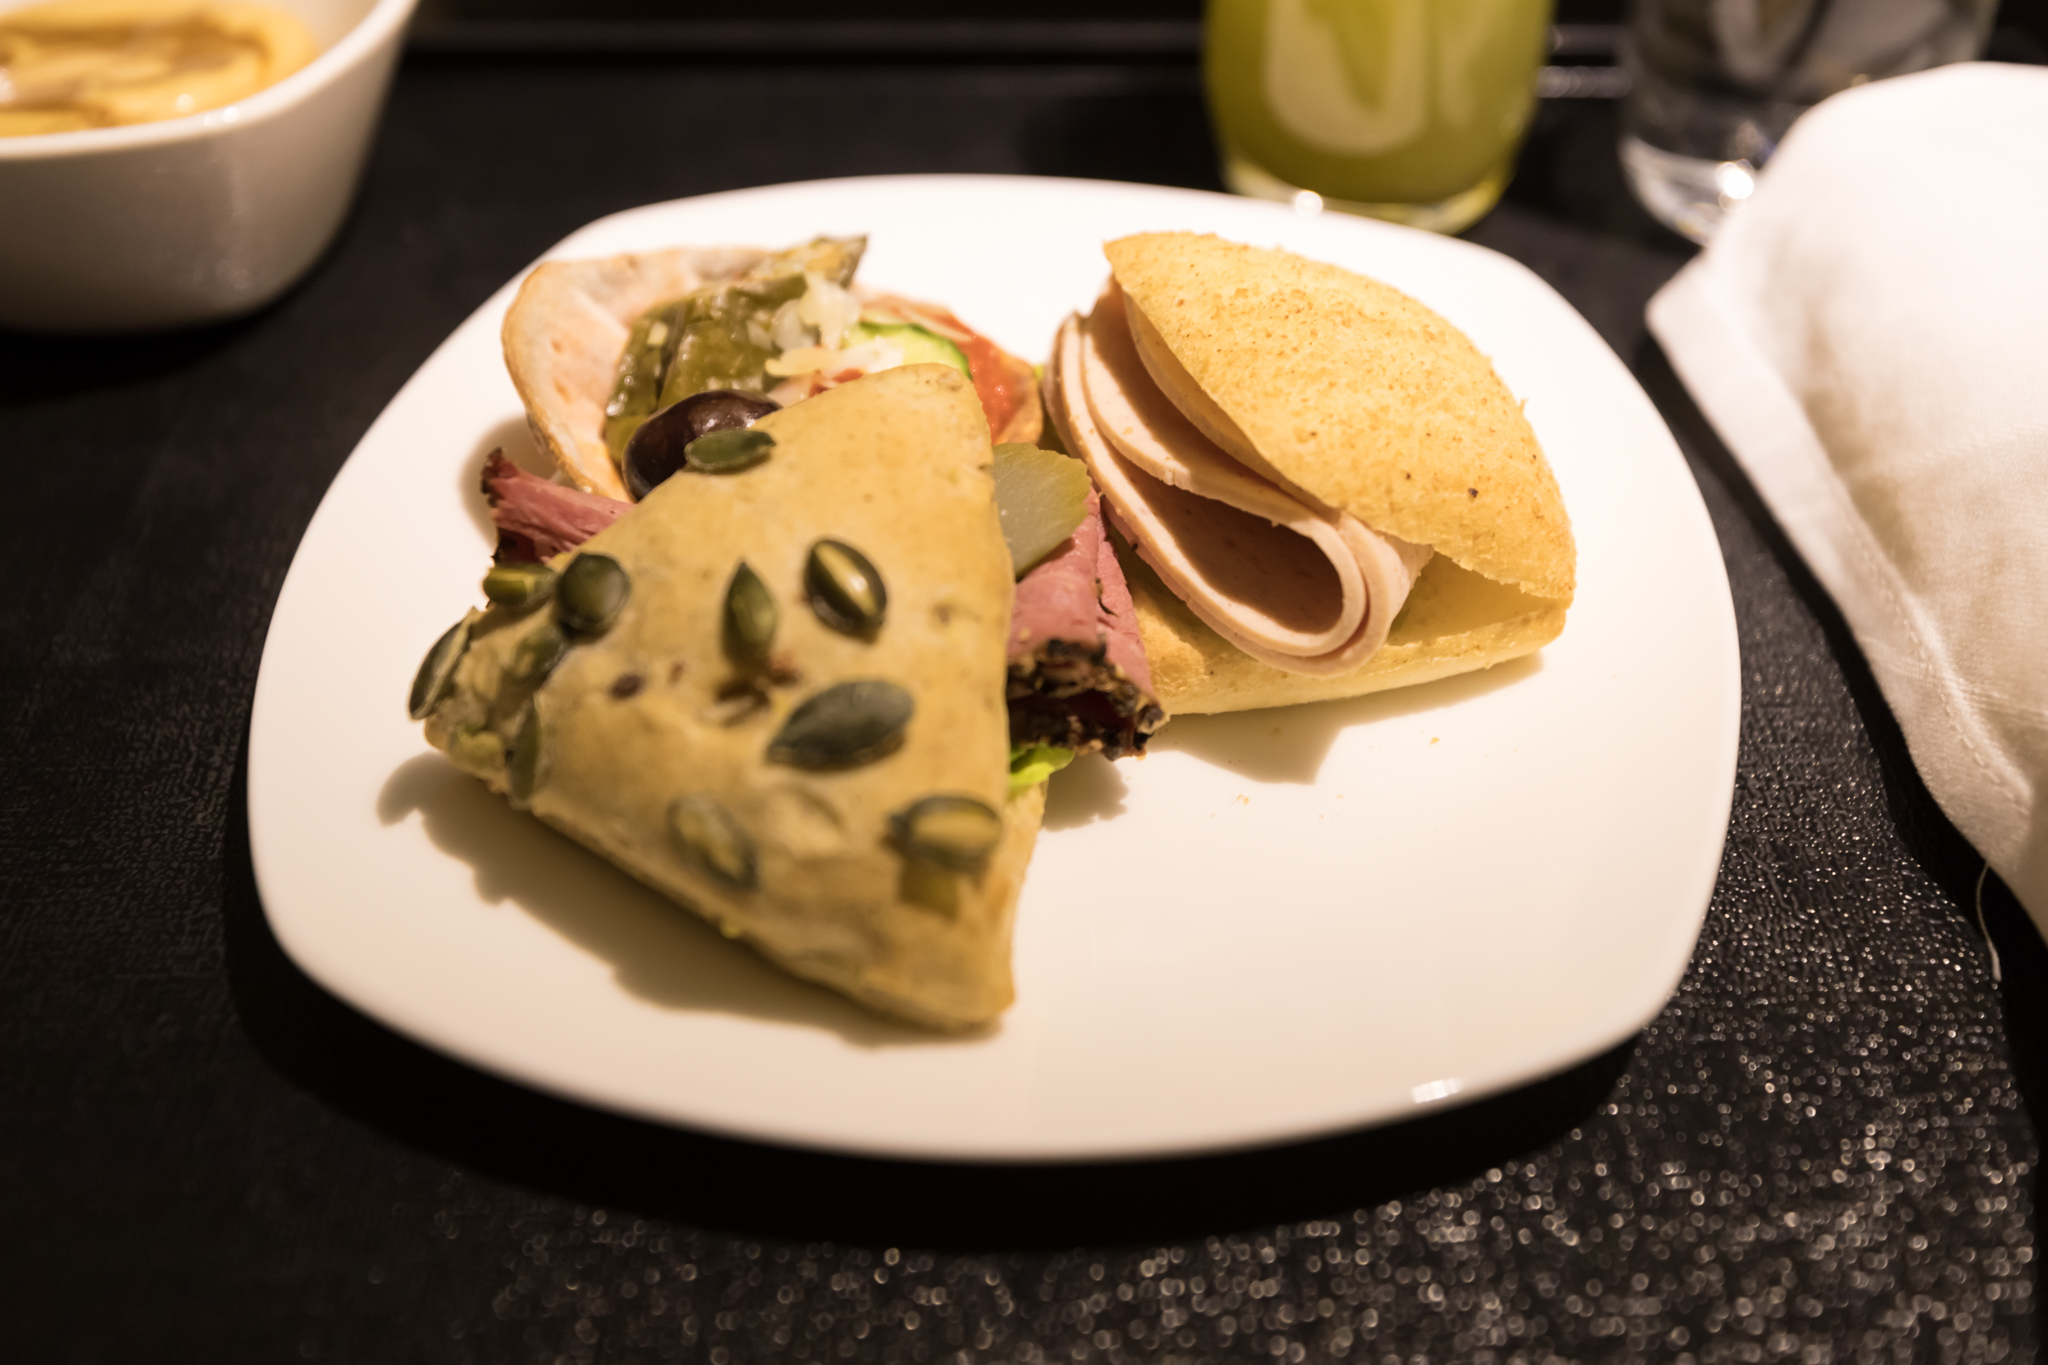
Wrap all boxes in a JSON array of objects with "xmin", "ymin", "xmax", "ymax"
[
  {"xmin": 503, "ymin": 237, "xmax": 1043, "ymax": 502},
  {"xmin": 1046, "ymin": 232, "xmax": 1575, "ymax": 715},
  {"xmin": 412, "ymin": 366, "xmax": 1040, "ymax": 1030}
]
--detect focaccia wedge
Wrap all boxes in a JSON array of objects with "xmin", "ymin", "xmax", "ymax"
[{"xmin": 416, "ymin": 365, "xmax": 1040, "ymax": 1030}]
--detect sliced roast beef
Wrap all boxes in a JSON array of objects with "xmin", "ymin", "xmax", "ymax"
[
  {"xmin": 481, "ymin": 450, "xmax": 629, "ymax": 561},
  {"xmin": 1006, "ymin": 490, "xmax": 1164, "ymax": 759}
]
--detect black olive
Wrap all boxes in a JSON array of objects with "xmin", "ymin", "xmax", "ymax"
[{"xmin": 623, "ymin": 390, "xmax": 780, "ymax": 500}]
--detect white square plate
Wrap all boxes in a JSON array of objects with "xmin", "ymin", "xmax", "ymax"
[{"xmin": 249, "ymin": 176, "xmax": 1738, "ymax": 1161}]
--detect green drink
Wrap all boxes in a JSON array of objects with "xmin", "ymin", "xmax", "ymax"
[{"xmin": 1205, "ymin": 0, "xmax": 1554, "ymax": 233}]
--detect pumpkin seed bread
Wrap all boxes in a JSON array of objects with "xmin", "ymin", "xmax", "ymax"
[{"xmin": 418, "ymin": 365, "xmax": 1036, "ymax": 1030}]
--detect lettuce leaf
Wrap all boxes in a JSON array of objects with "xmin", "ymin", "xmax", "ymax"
[{"xmin": 1008, "ymin": 743, "xmax": 1075, "ymax": 796}]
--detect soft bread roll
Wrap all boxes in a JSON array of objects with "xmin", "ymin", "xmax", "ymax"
[
  {"xmin": 1053, "ymin": 294, "xmax": 1433, "ymax": 677},
  {"xmin": 1104, "ymin": 233, "xmax": 1576, "ymax": 605},
  {"xmin": 1078, "ymin": 233, "xmax": 1576, "ymax": 714},
  {"xmin": 423, "ymin": 366, "xmax": 1038, "ymax": 1030}
]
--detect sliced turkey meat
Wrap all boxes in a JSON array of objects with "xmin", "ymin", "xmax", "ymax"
[{"xmin": 1049, "ymin": 285, "xmax": 1432, "ymax": 677}]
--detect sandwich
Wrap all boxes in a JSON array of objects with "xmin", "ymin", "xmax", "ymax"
[
  {"xmin": 411, "ymin": 366, "xmax": 1039, "ymax": 1030},
  {"xmin": 1046, "ymin": 232, "xmax": 1575, "ymax": 714}
]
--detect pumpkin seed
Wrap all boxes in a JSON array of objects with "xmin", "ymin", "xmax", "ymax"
[
  {"xmin": 667, "ymin": 794, "xmax": 758, "ymax": 891},
  {"xmin": 408, "ymin": 616, "xmax": 472, "ymax": 720},
  {"xmin": 724, "ymin": 561, "xmax": 777, "ymax": 661},
  {"xmin": 890, "ymin": 795, "xmax": 1003, "ymax": 872},
  {"xmin": 805, "ymin": 539, "xmax": 887, "ymax": 634},
  {"xmin": 507, "ymin": 621, "xmax": 570, "ymax": 686},
  {"xmin": 684, "ymin": 427, "xmax": 775, "ymax": 473},
  {"xmin": 448, "ymin": 724, "xmax": 506, "ymax": 770},
  {"xmin": 897, "ymin": 857, "xmax": 959, "ymax": 914},
  {"xmin": 766, "ymin": 680, "xmax": 913, "ymax": 770},
  {"xmin": 506, "ymin": 701, "xmax": 543, "ymax": 805},
  {"xmin": 557, "ymin": 553, "xmax": 630, "ymax": 637},
  {"xmin": 482, "ymin": 561, "xmax": 557, "ymax": 610}
]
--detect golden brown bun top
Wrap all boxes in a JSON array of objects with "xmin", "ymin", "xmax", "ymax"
[{"xmin": 1103, "ymin": 232, "xmax": 1575, "ymax": 604}]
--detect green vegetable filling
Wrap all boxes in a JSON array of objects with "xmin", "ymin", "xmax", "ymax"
[
  {"xmin": 603, "ymin": 237, "xmax": 865, "ymax": 466},
  {"xmin": 847, "ymin": 321, "xmax": 970, "ymax": 377},
  {"xmin": 1008, "ymin": 743, "xmax": 1075, "ymax": 796}
]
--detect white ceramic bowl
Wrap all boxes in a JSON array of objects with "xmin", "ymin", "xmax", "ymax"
[{"xmin": 0, "ymin": 0, "xmax": 417, "ymax": 333}]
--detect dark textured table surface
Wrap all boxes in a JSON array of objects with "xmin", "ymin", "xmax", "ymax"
[{"xmin": 3, "ymin": 49, "xmax": 2042, "ymax": 1365}]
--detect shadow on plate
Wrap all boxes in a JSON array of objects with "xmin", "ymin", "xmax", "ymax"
[
  {"xmin": 375, "ymin": 752, "xmax": 946, "ymax": 1050},
  {"xmin": 1149, "ymin": 654, "xmax": 1541, "ymax": 785},
  {"xmin": 237, "ymin": 740, "xmax": 1635, "ymax": 1252},
  {"xmin": 1042, "ymin": 752, "xmax": 1129, "ymax": 830}
]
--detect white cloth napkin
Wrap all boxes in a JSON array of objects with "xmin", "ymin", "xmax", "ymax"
[{"xmin": 1647, "ymin": 62, "xmax": 2048, "ymax": 940}]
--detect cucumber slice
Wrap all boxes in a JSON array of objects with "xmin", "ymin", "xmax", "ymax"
[{"xmin": 850, "ymin": 321, "xmax": 971, "ymax": 377}]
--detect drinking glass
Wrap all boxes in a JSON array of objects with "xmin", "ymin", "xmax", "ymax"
[
  {"xmin": 1621, "ymin": 0, "xmax": 1999, "ymax": 242},
  {"xmin": 1205, "ymin": 0, "xmax": 1556, "ymax": 234}
]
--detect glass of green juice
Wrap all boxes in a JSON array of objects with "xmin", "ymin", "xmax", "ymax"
[{"xmin": 1205, "ymin": 0, "xmax": 1555, "ymax": 233}]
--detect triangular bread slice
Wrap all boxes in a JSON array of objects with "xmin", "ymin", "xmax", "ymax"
[
  {"xmin": 422, "ymin": 366, "xmax": 1038, "ymax": 1029},
  {"xmin": 1086, "ymin": 232, "xmax": 1575, "ymax": 714}
]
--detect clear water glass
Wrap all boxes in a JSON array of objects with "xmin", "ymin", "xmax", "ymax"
[{"xmin": 1621, "ymin": 0, "xmax": 1998, "ymax": 242}]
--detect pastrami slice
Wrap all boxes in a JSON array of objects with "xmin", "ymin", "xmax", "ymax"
[
  {"xmin": 481, "ymin": 451, "xmax": 629, "ymax": 562},
  {"xmin": 1006, "ymin": 489, "xmax": 1163, "ymax": 760}
]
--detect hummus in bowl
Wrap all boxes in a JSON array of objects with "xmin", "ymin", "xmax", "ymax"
[{"xmin": 0, "ymin": 0, "xmax": 415, "ymax": 332}]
